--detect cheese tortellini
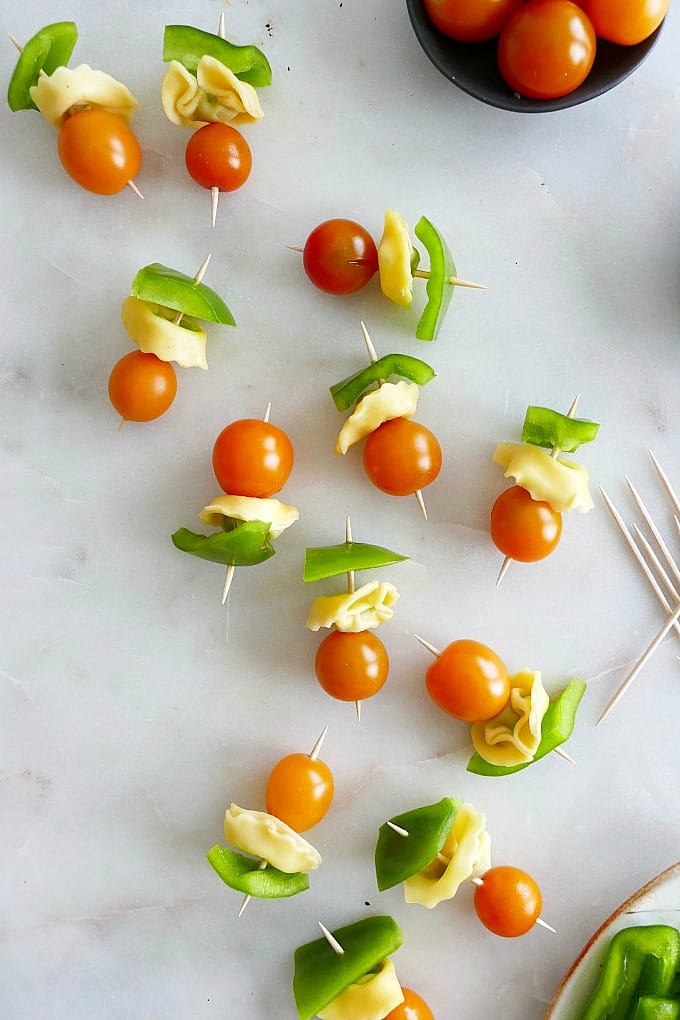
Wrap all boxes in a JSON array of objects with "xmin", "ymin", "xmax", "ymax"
[
  {"xmin": 471, "ymin": 669, "xmax": 550, "ymax": 768},
  {"xmin": 335, "ymin": 381, "xmax": 419, "ymax": 455},
  {"xmin": 223, "ymin": 804, "xmax": 321, "ymax": 874},
  {"xmin": 199, "ymin": 495, "xmax": 299, "ymax": 541},
  {"xmin": 493, "ymin": 442, "xmax": 594, "ymax": 512},
  {"xmin": 378, "ymin": 209, "xmax": 415, "ymax": 308},
  {"xmin": 121, "ymin": 296, "xmax": 208, "ymax": 370},
  {"xmin": 403, "ymin": 802, "xmax": 491, "ymax": 909},
  {"xmin": 161, "ymin": 56, "xmax": 263, "ymax": 128},
  {"xmin": 306, "ymin": 581, "xmax": 399, "ymax": 633},
  {"xmin": 317, "ymin": 959, "xmax": 404, "ymax": 1020},
  {"xmin": 30, "ymin": 64, "xmax": 138, "ymax": 128}
]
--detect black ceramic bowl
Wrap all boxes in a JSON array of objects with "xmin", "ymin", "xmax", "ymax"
[{"xmin": 405, "ymin": 0, "xmax": 665, "ymax": 112}]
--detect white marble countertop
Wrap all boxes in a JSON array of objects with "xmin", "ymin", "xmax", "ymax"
[{"xmin": 2, "ymin": 1, "xmax": 679, "ymax": 1017}]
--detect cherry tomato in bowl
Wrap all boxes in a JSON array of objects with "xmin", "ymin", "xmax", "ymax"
[
  {"xmin": 423, "ymin": 0, "xmax": 523, "ymax": 42},
  {"xmin": 302, "ymin": 219, "xmax": 379, "ymax": 295},
  {"xmin": 582, "ymin": 0, "xmax": 668, "ymax": 45},
  {"xmin": 58, "ymin": 109, "xmax": 142, "ymax": 195},
  {"xmin": 473, "ymin": 866, "xmax": 543, "ymax": 937},
  {"xmin": 212, "ymin": 418, "xmax": 294, "ymax": 497},
  {"xmin": 425, "ymin": 639, "xmax": 510, "ymax": 722},
  {"xmin": 185, "ymin": 122, "xmax": 252, "ymax": 192}
]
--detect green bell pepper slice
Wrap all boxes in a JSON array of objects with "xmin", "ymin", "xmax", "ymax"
[
  {"xmin": 171, "ymin": 520, "xmax": 275, "ymax": 567},
  {"xmin": 293, "ymin": 915, "xmax": 403, "ymax": 1020},
  {"xmin": 375, "ymin": 797, "xmax": 459, "ymax": 891},
  {"xmin": 634, "ymin": 998, "xmax": 680, "ymax": 1020},
  {"xmin": 329, "ymin": 353, "xmax": 436, "ymax": 412},
  {"xmin": 130, "ymin": 263, "xmax": 235, "ymax": 326},
  {"xmin": 580, "ymin": 925, "xmax": 680, "ymax": 1020},
  {"xmin": 7, "ymin": 21, "xmax": 78, "ymax": 112},
  {"xmin": 414, "ymin": 215, "xmax": 456, "ymax": 342},
  {"xmin": 163, "ymin": 25, "xmax": 272, "ymax": 88},
  {"xmin": 521, "ymin": 405, "xmax": 600, "ymax": 453},
  {"xmin": 467, "ymin": 677, "xmax": 586, "ymax": 777},
  {"xmin": 207, "ymin": 845, "xmax": 309, "ymax": 898},
  {"xmin": 303, "ymin": 541, "xmax": 408, "ymax": 583}
]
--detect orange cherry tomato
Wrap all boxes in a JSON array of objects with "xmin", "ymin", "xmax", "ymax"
[
  {"xmin": 423, "ymin": 0, "xmax": 523, "ymax": 41},
  {"xmin": 314, "ymin": 630, "xmax": 389, "ymax": 702},
  {"xmin": 473, "ymin": 866, "xmax": 542, "ymax": 937},
  {"xmin": 497, "ymin": 0, "xmax": 597, "ymax": 99},
  {"xmin": 265, "ymin": 752, "xmax": 334, "ymax": 832},
  {"xmin": 212, "ymin": 419, "xmax": 294, "ymax": 497},
  {"xmin": 363, "ymin": 418, "xmax": 442, "ymax": 496},
  {"xmin": 57, "ymin": 109, "xmax": 142, "ymax": 195},
  {"xmin": 582, "ymin": 0, "xmax": 667, "ymax": 44},
  {"xmin": 490, "ymin": 485, "xmax": 562, "ymax": 562},
  {"xmin": 184, "ymin": 122, "xmax": 252, "ymax": 191},
  {"xmin": 425, "ymin": 639, "xmax": 510, "ymax": 722},
  {"xmin": 384, "ymin": 987, "xmax": 436, "ymax": 1020},
  {"xmin": 303, "ymin": 219, "xmax": 379, "ymax": 295},
  {"xmin": 108, "ymin": 350, "xmax": 177, "ymax": 422}
]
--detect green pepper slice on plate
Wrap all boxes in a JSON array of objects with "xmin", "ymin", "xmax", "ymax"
[
  {"xmin": 171, "ymin": 520, "xmax": 274, "ymax": 566},
  {"xmin": 163, "ymin": 25, "xmax": 272, "ymax": 87},
  {"xmin": 580, "ymin": 925, "xmax": 680, "ymax": 1020},
  {"xmin": 330, "ymin": 353, "xmax": 436, "ymax": 412},
  {"xmin": 466, "ymin": 677, "xmax": 586, "ymax": 777},
  {"xmin": 303, "ymin": 541, "xmax": 408, "ymax": 583},
  {"xmin": 130, "ymin": 263, "xmax": 235, "ymax": 326},
  {"xmin": 521, "ymin": 405, "xmax": 600, "ymax": 453},
  {"xmin": 293, "ymin": 915, "xmax": 403, "ymax": 1020},
  {"xmin": 7, "ymin": 21, "xmax": 78, "ymax": 112},
  {"xmin": 414, "ymin": 215, "xmax": 456, "ymax": 342},
  {"xmin": 207, "ymin": 845, "xmax": 309, "ymax": 898},
  {"xmin": 375, "ymin": 797, "xmax": 459, "ymax": 891}
]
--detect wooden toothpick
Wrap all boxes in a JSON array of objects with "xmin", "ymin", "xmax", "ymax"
[
  {"xmin": 496, "ymin": 395, "xmax": 580, "ymax": 587},
  {"xmin": 318, "ymin": 922, "xmax": 345, "ymax": 955},
  {"xmin": 360, "ymin": 321, "xmax": 427, "ymax": 520},
  {"xmin": 344, "ymin": 517, "xmax": 362, "ymax": 723},
  {"xmin": 210, "ymin": 12, "xmax": 227, "ymax": 227}
]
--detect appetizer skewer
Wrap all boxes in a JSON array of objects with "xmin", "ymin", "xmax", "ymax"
[
  {"xmin": 294, "ymin": 212, "xmax": 484, "ymax": 341},
  {"xmin": 304, "ymin": 522, "xmax": 408, "ymax": 718},
  {"xmin": 413, "ymin": 634, "xmax": 584, "ymax": 774},
  {"xmin": 490, "ymin": 397, "xmax": 600, "ymax": 585},
  {"xmin": 330, "ymin": 323, "xmax": 442, "ymax": 516},
  {"xmin": 160, "ymin": 15, "xmax": 271, "ymax": 225},
  {"xmin": 8, "ymin": 22, "xmax": 143, "ymax": 196}
]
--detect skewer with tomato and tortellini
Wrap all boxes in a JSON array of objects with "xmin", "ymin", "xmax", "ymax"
[
  {"xmin": 108, "ymin": 255, "xmax": 235, "ymax": 425},
  {"xmin": 294, "ymin": 915, "xmax": 436, "ymax": 1020},
  {"xmin": 304, "ymin": 519, "xmax": 408, "ymax": 719},
  {"xmin": 374, "ymin": 797, "xmax": 553, "ymax": 938},
  {"xmin": 161, "ymin": 14, "xmax": 271, "ymax": 226},
  {"xmin": 208, "ymin": 728, "xmax": 332, "ymax": 917},
  {"xmin": 491, "ymin": 397, "xmax": 600, "ymax": 585},
  {"xmin": 8, "ymin": 22, "xmax": 142, "ymax": 196},
  {"xmin": 293, "ymin": 210, "xmax": 485, "ymax": 341},
  {"xmin": 172, "ymin": 408, "xmax": 297, "ymax": 604},
  {"xmin": 331, "ymin": 323, "xmax": 441, "ymax": 518},
  {"xmin": 413, "ymin": 635, "xmax": 586, "ymax": 776}
]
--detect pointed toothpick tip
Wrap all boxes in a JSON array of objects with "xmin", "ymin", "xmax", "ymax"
[
  {"xmin": 412, "ymin": 633, "xmax": 441, "ymax": 657},
  {"xmin": 126, "ymin": 179, "xmax": 144, "ymax": 199},
  {"xmin": 309, "ymin": 724, "xmax": 329, "ymax": 761},
  {"xmin": 222, "ymin": 564, "xmax": 236, "ymax": 604},
  {"xmin": 318, "ymin": 922, "xmax": 345, "ymax": 955},
  {"xmin": 415, "ymin": 488, "xmax": 428, "ymax": 520},
  {"xmin": 263, "ymin": 401, "xmax": 272, "ymax": 424},
  {"xmin": 8, "ymin": 33, "xmax": 23, "ymax": 52},
  {"xmin": 194, "ymin": 253, "xmax": 212, "ymax": 284},
  {"xmin": 360, "ymin": 321, "xmax": 378, "ymax": 364},
  {"xmin": 536, "ymin": 917, "xmax": 558, "ymax": 934},
  {"xmin": 496, "ymin": 555, "xmax": 512, "ymax": 587},
  {"xmin": 211, "ymin": 186, "xmax": 219, "ymax": 227},
  {"xmin": 355, "ymin": 699, "xmax": 361, "ymax": 722},
  {"xmin": 553, "ymin": 745, "xmax": 576, "ymax": 765},
  {"xmin": 217, "ymin": 10, "xmax": 226, "ymax": 37},
  {"xmin": 386, "ymin": 820, "xmax": 409, "ymax": 837}
]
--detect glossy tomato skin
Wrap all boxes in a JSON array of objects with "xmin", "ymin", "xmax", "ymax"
[
  {"xmin": 184, "ymin": 122, "xmax": 252, "ymax": 191},
  {"xmin": 363, "ymin": 418, "xmax": 442, "ymax": 496},
  {"xmin": 212, "ymin": 419, "xmax": 294, "ymax": 497},
  {"xmin": 498, "ymin": 0, "xmax": 597, "ymax": 99},
  {"xmin": 424, "ymin": 0, "xmax": 523, "ymax": 41},
  {"xmin": 315, "ymin": 630, "xmax": 389, "ymax": 702},
  {"xmin": 473, "ymin": 866, "xmax": 542, "ymax": 937},
  {"xmin": 490, "ymin": 485, "xmax": 562, "ymax": 562},
  {"xmin": 57, "ymin": 109, "xmax": 142, "ymax": 194},
  {"xmin": 265, "ymin": 752, "xmax": 334, "ymax": 832},
  {"xmin": 303, "ymin": 219, "xmax": 379, "ymax": 295},
  {"xmin": 425, "ymin": 639, "xmax": 510, "ymax": 722},
  {"xmin": 582, "ymin": 0, "xmax": 667, "ymax": 44},
  {"xmin": 384, "ymin": 987, "xmax": 436, "ymax": 1020},
  {"xmin": 108, "ymin": 350, "xmax": 177, "ymax": 422}
]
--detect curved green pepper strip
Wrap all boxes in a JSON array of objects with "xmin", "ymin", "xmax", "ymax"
[
  {"xmin": 375, "ymin": 797, "xmax": 459, "ymax": 891},
  {"xmin": 330, "ymin": 353, "xmax": 436, "ymax": 412},
  {"xmin": 521, "ymin": 405, "xmax": 600, "ymax": 453},
  {"xmin": 131, "ymin": 264, "xmax": 235, "ymax": 326},
  {"xmin": 207, "ymin": 845, "xmax": 309, "ymax": 898},
  {"xmin": 163, "ymin": 25, "xmax": 272, "ymax": 88},
  {"xmin": 171, "ymin": 520, "xmax": 275, "ymax": 566},
  {"xmin": 634, "ymin": 998, "xmax": 680, "ymax": 1020},
  {"xmin": 580, "ymin": 925, "xmax": 680, "ymax": 1020},
  {"xmin": 414, "ymin": 215, "xmax": 456, "ymax": 342},
  {"xmin": 293, "ymin": 915, "xmax": 403, "ymax": 1020},
  {"xmin": 7, "ymin": 21, "xmax": 78, "ymax": 112},
  {"xmin": 466, "ymin": 677, "xmax": 586, "ymax": 776},
  {"xmin": 303, "ymin": 541, "xmax": 408, "ymax": 583}
]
